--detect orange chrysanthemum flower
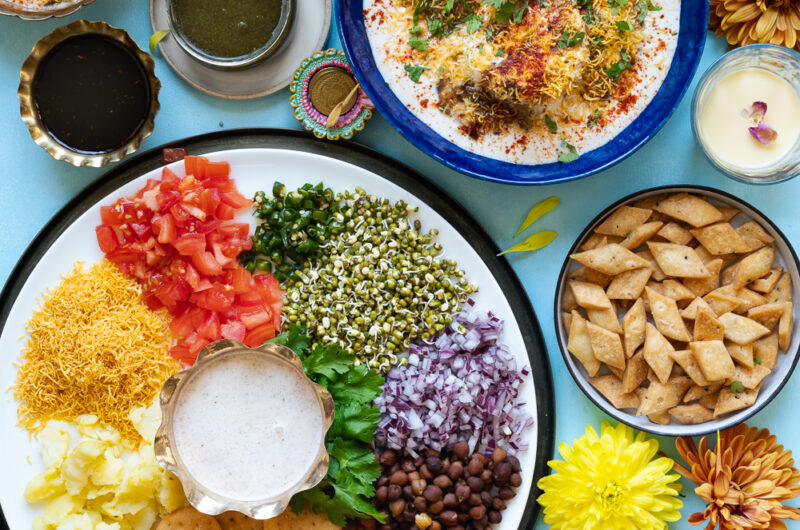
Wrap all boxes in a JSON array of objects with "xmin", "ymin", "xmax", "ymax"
[
  {"xmin": 710, "ymin": 0, "xmax": 800, "ymax": 49},
  {"xmin": 672, "ymin": 424, "xmax": 800, "ymax": 530}
]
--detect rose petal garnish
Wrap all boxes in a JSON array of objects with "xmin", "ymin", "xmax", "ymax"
[
  {"xmin": 749, "ymin": 123, "xmax": 778, "ymax": 145},
  {"xmin": 741, "ymin": 101, "xmax": 767, "ymax": 123}
]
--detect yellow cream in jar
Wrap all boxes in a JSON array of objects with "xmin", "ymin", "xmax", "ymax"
[{"xmin": 700, "ymin": 69, "xmax": 800, "ymax": 168}]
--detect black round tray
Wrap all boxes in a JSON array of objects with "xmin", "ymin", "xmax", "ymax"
[{"xmin": 0, "ymin": 128, "xmax": 555, "ymax": 529}]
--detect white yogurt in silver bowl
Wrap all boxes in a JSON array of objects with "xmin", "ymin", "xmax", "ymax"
[{"xmin": 154, "ymin": 340, "xmax": 334, "ymax": 519}]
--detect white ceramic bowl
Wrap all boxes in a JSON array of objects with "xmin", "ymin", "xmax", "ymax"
[{"xmin": 554, "ymin": 185, "xmax": 800, "ymax": 436}]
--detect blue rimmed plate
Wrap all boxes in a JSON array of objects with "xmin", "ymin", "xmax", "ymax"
[{"xmin": 336, "ymin": 1, "xmax": 708, "ymax": 186}]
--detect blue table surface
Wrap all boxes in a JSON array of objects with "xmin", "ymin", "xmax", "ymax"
[{"xmin": 1, "ymin": 3, "xmax": 799, "ymax": 528}]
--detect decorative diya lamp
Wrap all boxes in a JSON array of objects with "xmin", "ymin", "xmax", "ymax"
[
  {"xmin": 154, "ymin": 339, "xmax": 334, "ymax": 519},
  {"xmin": 167, "ymin": 0, "xmax": 294, "ymax": 70},
  {"xmin": 18, "ymin": 20, "xmax": 160, "ymax": 168},
  {"xmin": 692, "ymin": 44, "xmax": 800, "ymax": 184},
  {"xmin": 290, "ymin": 49, "xmax": 373, "ymax": 140}
]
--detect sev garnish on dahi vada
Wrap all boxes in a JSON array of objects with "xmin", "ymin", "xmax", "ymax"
[
  {"xmin": 364, "ymin": 0, "xmax": 680, "ymax": 164},
  {"xmin": 13, "ymin": 260, "xmax": 178, "ymax": 441}
]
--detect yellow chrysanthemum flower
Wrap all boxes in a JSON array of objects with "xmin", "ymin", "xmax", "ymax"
[{"xmin": 537, "ymin": 422, "xmax": 683, "ymax": 530}]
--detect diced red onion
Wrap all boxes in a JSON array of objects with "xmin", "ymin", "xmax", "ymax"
[
  {"xmin": 749, "ymin": 123, "xmax": 778, "ymax": 145},
  {"xmin": 374, "ymin": 302, "xmax": 534, "ymax": 456}
]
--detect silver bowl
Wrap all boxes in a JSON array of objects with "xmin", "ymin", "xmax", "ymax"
[{"xmin": 154, "ymin": 339, "xmax": 334, "ymax": 519}]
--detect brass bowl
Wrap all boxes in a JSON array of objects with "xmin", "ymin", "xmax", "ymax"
[
  {"xmin": 0, "ymin": 0, "xmax": 95, "ymax": 20},
  {"xmin": 18, "ymin": 20, "xmax": 161, "ymax": 167},
  {"xmin": 154, "ymin": 340, "xmax": 335, "ymax": 519}
]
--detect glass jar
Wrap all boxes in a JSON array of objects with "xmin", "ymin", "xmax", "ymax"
[{"xmin": 692, "ymin": 43, "xmax": 800, "ymax": 184}]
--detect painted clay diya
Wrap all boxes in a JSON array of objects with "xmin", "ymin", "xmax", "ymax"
[{"xmin": 290, "ymin": 48, "xmax": 373, "ymax": 141}]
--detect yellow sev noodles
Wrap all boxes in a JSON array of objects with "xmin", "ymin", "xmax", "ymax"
[{"xmin": 13, "ymin": 260, "xmax": 178, "ymax": 441}]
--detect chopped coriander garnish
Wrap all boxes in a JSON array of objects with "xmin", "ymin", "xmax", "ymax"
[
  {"xmin": 616, "ymin": 20, "xmax": 632, "ymax": 33},
  {"xmin": 409, "ymin": 35, "xmax": 430, "ymax": 51},
  {"xmin": 545, "ymin": 115, "xmax": 558, "ymax": 132},
  {"xmin": 409, "ymin": 26, "xmax": 422, "ymax": 35},
  {"xmin": 558, "ymin": 30, "xmax": 585, "ymax": 48},
  {"xmin": 730, "ymin": 381, "xmax": 745, "ymax": 394},
  {"xmin": 608, "ymin": 0, "xmax": 628, "ymax": 6},
  {"xmin": 754, "ymin": 357, "xmax": 763, "ymax": 365},
  {"xmin": 404, "ymin": 64, "xmax": 429, "ymax": 83},
  {"xmin": 605, "ymin": 50, "xmax": 631, "ymax": 80},
  {"xmin": 558, "ymin": 140, "xmax": 579, "ymax": 163},
  {"xmin": 463, "ymin": 13, "xmax": 483, "ymax": 34},
  {"xmin": 583, "ymin": 6, "xmax": 596, "ymax": 25},
  {"xmin": 427, "ymin": 18, "xmax": 443, "ymax": 38},
  {"xmin": 479, "ymin": 43, "xmax": 485, "ymax": 53},
  {"xmin": 647, "ymin": 0, "xmax": 662, "ymax": 10},
  {"xmin": 496, "ymin": 47, "xmax": 505, "ymax": 56},
  {"xmin": 588, "ymin": 108, "xmax": 601, "ymax": 128},
  {"xmin": 610, "ymin": 6, "xmax": 620, "ymax": 15},
  {"xmin": 445, "ymin": 0, "xmax": 455, "ymax": 11}
]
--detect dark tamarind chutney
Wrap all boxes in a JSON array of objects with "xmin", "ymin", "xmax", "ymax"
[{"xmin": 33, "ymin": 34, "xmax": 151, "ymax": 154}]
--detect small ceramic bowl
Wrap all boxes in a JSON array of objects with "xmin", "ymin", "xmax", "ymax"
[
  {"xmin": 155, "ymin": 339, "xmax": 334, "ymax": 519},
  {"xmin": 692, "ymin": 44, "xmax": 800, "ymax": 184},
  {"xmin": 554, "ymin": 185, "xmax": 800, "ymax": 437},
  {"xmin": 167, "ymin": 0, "xmax": 295, "ymax": 70},
  {"xmin": 18, "ymin": 20, "xmax": 160, "ymax": 168}
]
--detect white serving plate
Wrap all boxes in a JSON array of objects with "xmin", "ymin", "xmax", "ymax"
[{"xmin": 0, "ymin": 140, "xmax": 553, "ymax": 528}]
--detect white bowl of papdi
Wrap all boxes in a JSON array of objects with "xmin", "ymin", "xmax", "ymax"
[{"xmin": 554, "ymin": 185, "xmax": 800, "ymax": 436}]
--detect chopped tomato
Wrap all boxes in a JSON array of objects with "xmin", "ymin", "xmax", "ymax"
[
  {"xmin": 220, "ymin": 320, "xmax": 246, "ymax": 342},
  {"xmin": 162, "ymin": 147, "xmax": 188, "ymax": 164},
  {"xmin": 95, "ymin": 225, "xmax": 118, "ymax": 253},
  {"xmin": 173, "ymin": 233, "xmax": 206, "ymax": 255},
  {"xmin": 205, "ymin": 161, "xmax": 230, "ymax": 179},
  {"xmin": 243, "ymin": 323, "xmax": 276, "ymax": 348},
  {"xmin": 96, "ymin": 155, "xmax": 282, "ymax": 365}
]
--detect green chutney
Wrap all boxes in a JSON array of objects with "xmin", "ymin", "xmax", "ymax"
[{"xmin": 171, "ymin": 0, "xmax": 284, "ymax": 59}]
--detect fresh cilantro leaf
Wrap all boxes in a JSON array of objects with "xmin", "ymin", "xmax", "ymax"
[
  {"xmin": 483, "ymin": 0, "xmax": 506, "ymax": 6},
  {"xmin": 608, "ymin": 0, "xmax": 628, "ymax": 5},
  {"xmin": 569, "ymin": 31, "xmax": 585, "ymax": 46},
  {"xmin": 544, "ymin": 115, "xmax": 558, "ymax": 132},
  {"xmin": 326, "ymin": 363, "xmax": 384, "ymax": 404},
  {"xmin": 329, "ymin": 400, "xmax": 382, "ymax": 443},
  {"xmin": 583, "ymin": 6, "xmax": 596, "ymax": 25},
  {"xmin": 445, "ymin": 0, "xmax": 455, "ymax": 11},
  {"xmin": 290, "ymin": 483, "xmax": 387, "ymax": 526},
  {"xmin": 479, "ymin": 43, "xmax": 485, "ymax": 52},
  {"xmin": 647, "ymin": 0, "xmax": 662, "ymax": 10},
  {"xmin": 463, "ymin": 13, "xmax": 483, "ymax": 33},
  {"xmin": 558, "ymin": 140, "xmax": 579, "ymax": 163},
  {"xmin": 637, "ymin": 2, "xmax": 648, "ymax": 23},
  {"xmin": 754, "ymin": 357, "xmax": 763, "ymax": 365},
  {"xmin": 286, "ymin": 331, "xmax": 385, "ymax": 525},
  {"xmin": 730, "ymin": 381, "xmax": 745, "ymax": 393},
  {"xmin": 537, "ymin": 0, "xmax": 549, "ymax": 7},
  {"xmin": 428, "ymin": 17, "xmax": 443, "ymax": 38},
  {"xmin": 605, "ymin": 50, "xmax": 631, "ymax": 79},
  {"xmin": 496, "ymin": 47, "xmax": 505, "ymax": 56},
  {"xmin": 302, "ymin": 343, "xmax": 353, "ymax": 379},
  {"xmin": 329, "ymin": 438, "xmax": 382, "ymax": 496},
  {"xmin": 514, "ymin": 0, "xmax": 529, "ymax": 22},
  {"xmin": 588, "ymin": 108, "xmax": 601, "ymax": 128},
  {"xmin": 610, "ymin": 6, "xmax": 620, "ymax": 14},
  {"xmin": 404, "ymin": 64, "xmax": 429, "ymax": 83},
  {"xmin": 616, "ymin": 19, "xmax": 632, "ymax": 32},
  {"xmin": 492, "ymin": 2, "xmax": 514, "ymax": 24},
  {"xmin": 266, "ymin": 324, "xmax": 309, "ymax": 355},
  {"xmin": 557, "ymin": 30, "xmax": 570, "ymax": 48},
  {"xmin": 409, "ymin": 35, "xmax": 430, "ymax": 51},
  {"xmin": 409, "ymin": 26, "xmax": 423, "ymax": 35}
]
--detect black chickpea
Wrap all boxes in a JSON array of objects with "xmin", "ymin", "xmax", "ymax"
[{"xmin": 363, "ymin": 445, "xmax": 524, "ymax": 530}]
